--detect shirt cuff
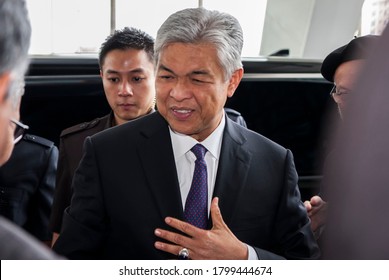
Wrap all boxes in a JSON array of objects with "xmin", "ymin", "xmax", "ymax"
[{"xmin": 247, "ymin": 244, "xmax": 259, "ymax": 260}]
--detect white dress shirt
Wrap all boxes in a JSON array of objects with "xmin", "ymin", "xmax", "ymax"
[
  {"xmin": 169, "ymin": 115, "xmax": 225, "ymax": 213},
  {"xmin": 169, "ymin": 113, "xmax": 258, "ymax": 260}
]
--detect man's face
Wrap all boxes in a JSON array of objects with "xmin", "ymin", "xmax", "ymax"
[
  {"xmin": 0, "ymin": 74, "xmax": 15, "ymax": 166},
  {"xmin": 156, "ymin": 43, "xmax": 242, "ymax": 141},
  {"xmin": 100, "ymin": 49, "xmax": 156, "ymax": 125},
  {"xmin": 333, "ymin": 59, "xmax": 365, "ymax": 117}
]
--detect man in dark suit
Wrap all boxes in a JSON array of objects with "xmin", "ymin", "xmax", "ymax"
[
  {"xmin": 50, "ymin": 27, "xmax": 248, "ymax": 245},
  {"xmin": 54, "ymin": 8, "xmax": 319, "ymax": 260}
]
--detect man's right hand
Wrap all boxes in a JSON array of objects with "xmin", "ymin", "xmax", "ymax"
[{"xmin": 304, "ymin": 195, "xmax": 328, "ymax": 237}]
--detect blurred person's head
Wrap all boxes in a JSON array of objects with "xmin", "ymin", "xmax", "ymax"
[
  {"xmin": 321, "ymin": 35, "xmax": 379, "ymax": 118},
  {"xmin": 99, "ymin": 27, "xmax": 156, "ymax": 126},
  {"xmin": 0, "ymin": 0, "xmax": 31, "ymax": 166},
  {"xmin": 154, "ymin": 8, "xmax": 243, "ymax": 141}
]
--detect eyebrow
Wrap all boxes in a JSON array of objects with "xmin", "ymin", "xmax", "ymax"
[
  {"xmin": 105, "ymin": 68, "xmax": 145, "ymax": 74},
  {"xmin": 158, "ymin": 65, "xmax": 175, "ymax": 74},
  {"xmin": 192, "ymin": 70, "xmax": 211, "ymax": 76},
  {"xmin": 158, "ymin": 65, "xmax": 212, "ymax": 77},
  {"xmin": 336, "ymin": 85, "xmax": 353, "ymax": 92}
]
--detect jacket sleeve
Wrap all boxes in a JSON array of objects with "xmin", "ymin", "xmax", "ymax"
[
  {"xmin": 53, "ymin": 137, "xmax": 107, "ymax": 259},
  {"xmin": 27, "ymin": 145, "xmax": 58, "ymax": 241},
  {"xmin": 258, "ymin": 149, "xmax": 320, "ymax": 259},
  {"xmin": 49, "ymin": 138, "xmax": 73, "ymax": 233}
]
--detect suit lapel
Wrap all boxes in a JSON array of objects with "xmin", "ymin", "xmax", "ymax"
[
  {"xmin": 212, "ymin": 117, "xmax": 252, "ymax": 226},
  {"xmin": 137, "ymin": 113, "xmax": 184, "ymax": 221},
  {"xmin": 136, "ymin": 113, "xmax": 252, "ymax": 227}
]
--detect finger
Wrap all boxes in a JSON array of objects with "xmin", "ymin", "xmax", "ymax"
[
  {"xmin": 310, "ymin": 195, "xmax": 323, "ymax": 205},
  {"xmin": 210, "ymin": 197, "xmax": 227, "ymax": 229},
  {"xmin": 164, "ymin": 216, "xmax": 202, "ymax": 238},
  {"xmin": 154, "ymin": 226, "xmax": 193, "ymax": 247},
  {"xmin": 154, "ymin": 240, "xmax": 181, "ymax": 256},
  {"xmin": 304, "ymin": 201, "xmax": 312, "ymax": 211}
]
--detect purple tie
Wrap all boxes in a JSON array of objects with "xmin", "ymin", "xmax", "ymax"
[{"xmin": 184, "ymin": 144, "xmax": 208, "ymax": 229}]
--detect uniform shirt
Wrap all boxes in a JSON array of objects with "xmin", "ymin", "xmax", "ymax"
[
  {"xmin": 49, "ymin": 113, "xmax": 113, "ymax": 233},
  {"xmin": 0, "ymin": 134, "xmax": 58, "ymax": 241}
]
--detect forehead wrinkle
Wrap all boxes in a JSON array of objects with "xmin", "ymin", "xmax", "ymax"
[{"xmin": 158, "ymin": 64, "xmax": 213, "ymax": 78}]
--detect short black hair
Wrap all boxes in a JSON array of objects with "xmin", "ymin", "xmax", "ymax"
[{"xmin": 98, "ymin": 27, "xmax": 154, "ymax": 68}]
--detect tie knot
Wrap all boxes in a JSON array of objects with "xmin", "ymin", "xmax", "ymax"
[{"xmin": 191, "ymin": 144, "xmax": 207, "ymax": 160}]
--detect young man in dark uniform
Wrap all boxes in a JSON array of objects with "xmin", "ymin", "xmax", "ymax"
[{"xmin": 49, "ymin": 27, "xmax": 156, "ymax": 244}]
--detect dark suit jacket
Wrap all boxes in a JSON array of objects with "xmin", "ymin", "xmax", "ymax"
[
  {"xmin": 0, "ymin": 134, "xmax": 58, "ymax": 241},
  {"xmin": 54, "ymin": 112, "xmax": 319, "ymax": 259},
  {"xmin": 50, "ymin": 109, "xmax": 246, "ymax": 233}
]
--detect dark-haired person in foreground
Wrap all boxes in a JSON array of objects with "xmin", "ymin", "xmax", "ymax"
[{"xmin": 54, "ymin": 8, "xmax": 319, "ymax": 260}]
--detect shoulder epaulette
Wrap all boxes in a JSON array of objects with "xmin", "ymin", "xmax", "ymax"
[
  {"xmin": 224, "ymin": 107, "xmax": 242, "ymax": 117},
  {"xmin": 60, "ymin": 118, "xmax": 101, "ymax": 137},
  {"xmin": 23, "ymin": 134, "xmax": 54, "ymax": 148}
]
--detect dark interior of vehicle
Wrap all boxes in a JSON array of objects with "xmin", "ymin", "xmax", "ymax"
[{"xmin": 21, "ymin": 56, "xmax": 338, "ymax": 201}]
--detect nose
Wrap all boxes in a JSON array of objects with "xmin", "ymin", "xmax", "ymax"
[
  {"xmin": 170, "ymin": 78, "xmax": 192, "ymax": 101},
  {"xmin": 118, "ymin": 80, "xmax": 133, "ymax": 96}
]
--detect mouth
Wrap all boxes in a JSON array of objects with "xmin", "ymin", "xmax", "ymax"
[
  {"xmin": 171, "ymin": 107, "xmax": 194, "ymax": 120},
  {"xmin": 118, "ymin": 103, "xmax": 136, "ymax": 110}
]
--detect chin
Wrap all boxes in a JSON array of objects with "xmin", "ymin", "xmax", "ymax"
[{"xmin": 169, "ymin": 123, "xmax": 192, "ymax": 134}]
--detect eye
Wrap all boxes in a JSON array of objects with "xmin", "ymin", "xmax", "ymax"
[
  {"xmin": 190, "ymin": 73, "xmax": 212, "ymax": 84},
  {"xmin": 132, "ymin": 76, "xmax": 145, "ymax": 83},
  {"xmin": 158, "ymin": 75, "xmax": 174, "ymax": 80},
  {"xmin": 108, "ymin": 77, "xmax": 119, "ymax": 83},
  {"xmin": 192, "ymin": 78, "xmax": 205, "ymax": 83}
]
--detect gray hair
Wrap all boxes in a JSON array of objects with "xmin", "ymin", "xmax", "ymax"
[
  {"xmin": 0, "ymin": 0, "xmax": 31, "ymax": 105},
  {"xmin": 155, "ymin": 8, "xmax": 243, "ymax": 80},
  {"xmin": 8, "ymin": 76, "xmax": 25, "ymax": 109}
]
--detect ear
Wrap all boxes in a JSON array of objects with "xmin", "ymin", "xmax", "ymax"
[
  {"xmin": 0, "ymin": 73, "xmax": 11, "ymax": 105},
  {"xmin": 99, "ymin": 69, "xmax": 103, "ymax": 78},
  {"xmin": 227, "ymin": 68, "xmax": 243, "ymax": 98}
]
